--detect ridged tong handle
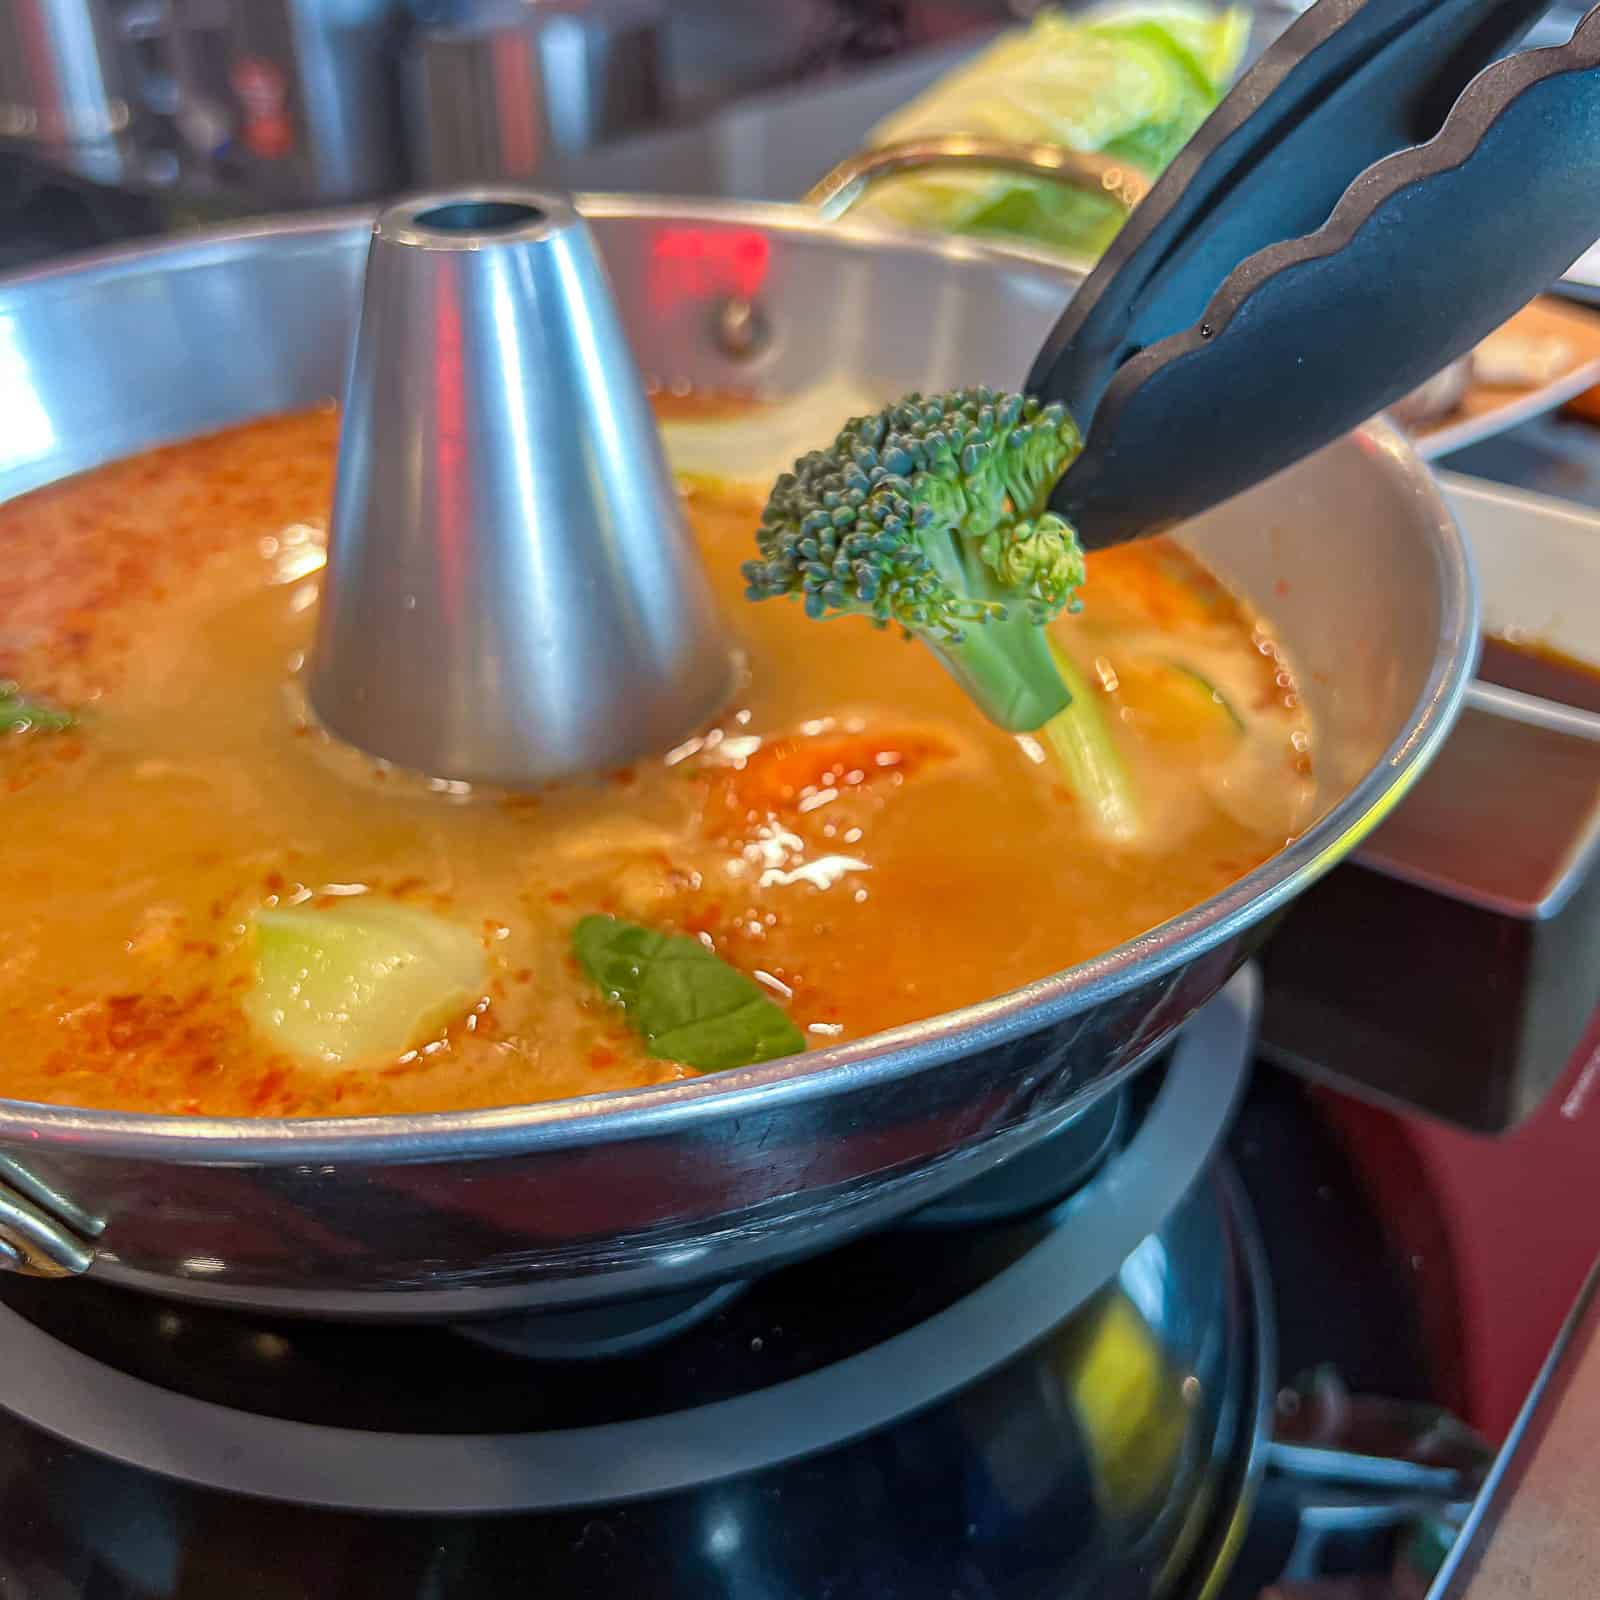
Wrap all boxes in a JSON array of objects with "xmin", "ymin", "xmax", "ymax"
[
  {"xmin": 1042, "ymin": 2, "xmax": 1600, "ymax": 548},
  {"xmin": 1031, "ymin": 0, "xmax": 1557, "ymax": 428}
]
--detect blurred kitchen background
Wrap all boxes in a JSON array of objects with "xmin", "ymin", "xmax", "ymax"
[
  {"xmin": 0, "ymin": 0, "xmax": 1583, "ymax": 254},
  {"xmin": 0, "ymin": 0, "xmax": 1163, "ymax": 263},
  {"xmin": 8, "ymin": 0, "xmax": 1600, "ymax": 520},
  {"xmin": 0, "ymin": 0, "xmax": 1084, "ymax": 258}
]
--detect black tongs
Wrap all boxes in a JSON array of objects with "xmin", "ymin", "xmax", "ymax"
[{"xmin": 1033, "ymin": 0, "xmax": 1600, "ymax": 549}]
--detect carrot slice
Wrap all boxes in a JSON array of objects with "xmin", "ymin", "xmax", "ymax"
[
  {"xmin": 705, "ymin": 728, "xmax": 956, "ymax": 832},
  {"xmin": 1084, "ymin": 542, "xmax": 1226, "ymax": 629}
]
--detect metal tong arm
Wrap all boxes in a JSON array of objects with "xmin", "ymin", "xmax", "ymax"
[
  {"xmin": 1030, "ymin": 0, "xmax": 1557, "ymax": 430},
  {"xmin": 1044, "ymin": 3, "xmax": 1600, "ymax": 548}
]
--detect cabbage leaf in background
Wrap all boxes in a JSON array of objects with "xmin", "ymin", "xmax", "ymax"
[{"xmin": 856, "ymin": 4, "xmax": 1251, "ymax": 261}]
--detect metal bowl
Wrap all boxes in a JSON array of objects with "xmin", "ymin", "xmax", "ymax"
[{"xmin": 0, "ymin": 198, "xmax": 1477, "ymax": 1316}]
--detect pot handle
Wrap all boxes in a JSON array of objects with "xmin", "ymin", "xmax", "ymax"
[
  {"xmin": 801, "ymin": 134, "xmax": 1151, "ymax": 222},
  {"xmin": 711, "ymin": 136, "xmax": 1149, "ymax": 362},
  {"xmin": 0, "ymin": 1155, "xmax": 101, "ymax": 1278}
]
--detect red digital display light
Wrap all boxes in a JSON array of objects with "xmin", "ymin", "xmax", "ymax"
[{"xmin": 649, "ymin": 227, "xmax": 771, "ymax": 311}]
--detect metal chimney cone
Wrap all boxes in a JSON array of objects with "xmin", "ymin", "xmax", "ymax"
[{"xmin": 307, "ymin": 190, "xmax": 735, "ymax": 786}]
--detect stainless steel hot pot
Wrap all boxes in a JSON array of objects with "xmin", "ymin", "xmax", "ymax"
[{"xmin": 0, "ymin": 198, "xmax": 1476, "ymax": 1317}]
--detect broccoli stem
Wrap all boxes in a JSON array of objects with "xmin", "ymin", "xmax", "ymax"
[
  {"xmin": 928, "ymin": 617, "xmax": 1072, "ymax": 732},
  {"xmin": 1041, "ymin": 638, "xmax": 1142, "ymax": 845},
  {"xmin": 932, "ymin": 618, "xmax": 1142, "ymax": 843}
]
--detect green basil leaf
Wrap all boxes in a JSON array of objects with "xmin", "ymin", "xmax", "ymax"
[
  {"xmin": 0, "ymin": 682, "xmax": 73, "ymax": 734},
  {"xmin": 572, "ymin": 914, "xmax": 806, "ymax": 1073}
]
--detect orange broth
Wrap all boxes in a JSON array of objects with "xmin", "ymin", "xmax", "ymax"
[{"xmin": 0, "ymin": 405, "xmax": 1314, "ymax": 1117}]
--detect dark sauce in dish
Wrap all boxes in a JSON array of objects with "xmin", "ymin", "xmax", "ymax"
[{"xmin": 1479, "ymin": 634, "xmax": 1600, "ymax": 715}]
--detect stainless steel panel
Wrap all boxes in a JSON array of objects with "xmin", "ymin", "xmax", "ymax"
[
  {"xmin": 309, "ymin": 192, "xmax": 733, "ymax": 784},
  {"xmin": 1261, "ymin": 474, "xmax": 1600, "ymax": 1130}
]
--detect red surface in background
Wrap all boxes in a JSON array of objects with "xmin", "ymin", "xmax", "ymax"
[{"xmin": 1315, "ymin": 1006, "xmax": 1600, "ymax": 1441}]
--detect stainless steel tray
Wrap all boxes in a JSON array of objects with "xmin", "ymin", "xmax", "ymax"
[{"xmin": 1261, "ymin": 473, "xmax": 1600, "ymax": 1130}]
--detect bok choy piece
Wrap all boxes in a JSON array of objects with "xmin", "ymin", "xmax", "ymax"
[{"xmin": 246, "ymin": 901, "xmax": 487, "ymax": 1066}]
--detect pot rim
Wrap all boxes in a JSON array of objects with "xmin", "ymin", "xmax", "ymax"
[{"xmin": 0, "ymin": 196, "xmax": 1480, "ymax": 1160}]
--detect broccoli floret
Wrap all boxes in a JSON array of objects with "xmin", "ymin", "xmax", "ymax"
[
  {"xmin": 743, "ymin": 387, "xmax": 1140, "ymax": 839},
  {"xmin": 743, "ymin": 388, "xmax": 1085, "ymax": 730}
]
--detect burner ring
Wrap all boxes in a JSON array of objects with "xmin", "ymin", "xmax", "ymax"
[
  {"xmin": 452, "ymin": 1277, "xmax": 750, "ymax": 1361},
  {"xmin": 0, "ymin": 972, "xmax": 1257, "ymax": 1513}
]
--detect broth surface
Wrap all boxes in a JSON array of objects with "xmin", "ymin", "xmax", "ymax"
[{"xmin": 0, "ymin": 408, "xmax": 1313, "ymax": 1117}]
